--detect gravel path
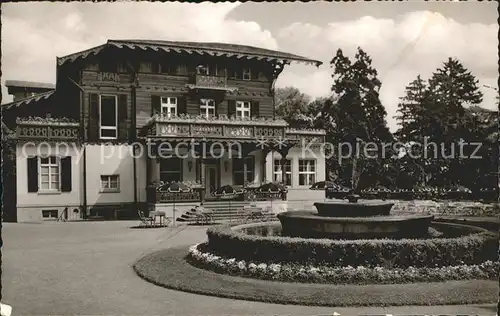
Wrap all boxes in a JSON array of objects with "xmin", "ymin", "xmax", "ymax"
[{"xmin": 2, "ymin": 221, "xmax": 496, "ymax": 315}]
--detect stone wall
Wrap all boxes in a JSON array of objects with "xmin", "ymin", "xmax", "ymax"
[
  {"xmin": 284, "ymin": 198, "xmax": 499, "ymax": 217},
  {"xmin": 390, "ymin": 200, "xmax": 499, "ymax": 216}
]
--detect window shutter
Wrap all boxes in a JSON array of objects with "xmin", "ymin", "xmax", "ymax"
[
  {"xmin": 27, "ymin": 157, "xmax": 38, "ymax": 192},
  {"xmin": 61, "ymin": 156, "xmax": 72, "ymax": 192},
  {"xmin": 151, "ymin": 96, "xmax": 161, "ymax": 116},
  {"xmin": 228, "ymin": 100, "xmax": 236, "ymax": 117},
  {"xmin": 251, "ymin": 101, "xmax": 260, "ymax": 118},
  {"xmin": 177, "ymin": 97, "xmax": 187, "ymax": 115},
  {"xmin": 118, "ymin": 94, "xmax": 128, "ymax": 141},
  {"xmin": 89, "ymin": 93, "xmax": 99, "ymax": 141}
]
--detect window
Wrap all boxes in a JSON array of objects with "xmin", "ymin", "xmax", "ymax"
[
  {"xmin": 242, "ymin": 68, "xmax": 251, "ymax": 80},
  {"xmin": 200, "ymin": 99, "xmax": 215, "ymax": 118},
  {"xmin": 100, "ymin": 175, "xmax": 120, "ymax": 192},
  {"xmin": 233, "ymin": 157, "xmax": 255, "ymax": 185},
  {"xmin": 299, "ymin": 159, "xmax": 316, "ymax": 186},
  {"xmin": 273, "ymin": 159, "xmax": 292, "ymax": 186},
  {"xmin": 117, "ymin": 62, "xmax": 128, "ymax": 73},
  {"xmin": 160, "ymin": 62, "xmax": 177, "ymax": 75},
  {"xmin": 42, "ymin": 210, "xmax": 58, "ymax": 219},
  {"xmin": 100, "ymin": 95, "xmax": 118, "ymax": 139},
  {"xmin": 236, "ymin": 101, "xmax": 251, "ymax": 118},
  {"xmin": 139, "ymin": 62, "xmax": 153, "ymax": 73},
  {"xmin": 39, "ymin": 156, "xmax": 60, "ymax": 191},
  {"xmin": 160, "ymin": 158, "xmax": 182, "ymax": 183},
  {"xmin": 161, "ymin": 97, "xmax": 177, "ymax": 117},
  {"xmin": 197, "ymin": 64, "xmax": 210, "ymax": 76}
]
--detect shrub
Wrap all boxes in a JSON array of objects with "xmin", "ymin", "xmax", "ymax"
[{"xmin": 206, "ymin": 222, "xmax": 497, "ymax": 269}]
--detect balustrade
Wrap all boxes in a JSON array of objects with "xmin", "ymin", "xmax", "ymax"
[
  {"xmin": 195, "ymin": 75, "xmax": 227, "ymax": 88},
  {"xmin": 16, "ymin": 122, "xmax": 79, "ymax": 140},
  {"xmin": 151, "ymin": 119, "xmax": 286, "ymax": 140}
]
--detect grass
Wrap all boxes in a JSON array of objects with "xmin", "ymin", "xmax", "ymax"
[{"xmin": 133, "ymin": 246, "xmax": 498, "ymax": 307}]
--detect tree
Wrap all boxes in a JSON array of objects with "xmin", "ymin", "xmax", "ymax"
[
  {"xmin": 394, "ymin": 75, "xmax": 429, "ymax": 142},
  {"xmin": 275, "ymin": 87, "xmax": 314, "ymax": 129},
  {"xmin": 426, "ymin": 58, "xmax": 483, "ymax": 186},
  {"xmin": 393, "ymin": 58, "xmax": 485, "ymax": 188},
  {"xmin": 322, "ymin": 47, "xmax": 393, "ymax": 190}
]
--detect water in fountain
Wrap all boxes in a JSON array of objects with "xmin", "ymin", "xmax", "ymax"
[{"xmin": 277, "ymin": 195, "xmax": 434, "ymax": 239}]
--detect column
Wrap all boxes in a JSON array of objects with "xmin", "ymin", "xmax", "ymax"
[
  {"xmin": 199, "ymin": 158, "xmax": 206, "ymax": 204},
  {"xmin": 279, "ymin": 148, "xmax": 290, "ymax": 201},
  {"xmin": 243, "ymin": 158, "xmax": 248, "ymax": 186},
  {"xmin": 261, "ymin": 148, "xmax": 271, "ymax": 184}
]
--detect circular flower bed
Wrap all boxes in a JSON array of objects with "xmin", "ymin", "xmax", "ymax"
[
  {"xmin": 188, "ymin": 243, "xmax": 499, "ymax": 284},
  {"xmin": 204, "ymin": 222, "xmax": 497, "ymax": 269}
]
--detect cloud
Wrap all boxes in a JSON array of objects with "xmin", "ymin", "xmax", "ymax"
[
  {"xmin": 1, "ymin": 2, "xmax": 277, "ymax": 103},
  {"xmin": 2, "ymin": 5, "xmax": 496, "ymax": 134},
  {"xmin": 275, "ymin": 11, "xmax": 498, "ymax": 131}
]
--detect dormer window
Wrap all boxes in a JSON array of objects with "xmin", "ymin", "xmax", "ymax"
[{"xmin": 242, "ymin": 68, "xmax": 251, "ymax": 80}]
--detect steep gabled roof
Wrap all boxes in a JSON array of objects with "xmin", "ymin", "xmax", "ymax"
[
  {"xmin": 57, "ymin": 39, "xmax": 323, "ymax": 67},
  {"xmin": 2, "ymin": 90, "xmax": 55, "ymax": 111}
]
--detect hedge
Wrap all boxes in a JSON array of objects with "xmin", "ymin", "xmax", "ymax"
[{"xmin": 206, "ymin": 222, "xmax": 497, "ymax": 269}]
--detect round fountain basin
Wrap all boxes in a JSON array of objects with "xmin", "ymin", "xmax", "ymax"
[
  {"xmin": 314, "ymin": 200, "xmax": 394, "ymax": 217},
  {"xmin": 277, "ymin": 211, "xmax": 434, "ymax": 239}
]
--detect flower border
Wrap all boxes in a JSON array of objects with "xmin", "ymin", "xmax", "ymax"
[{"xmin": 187, "ymin": 243, "xmax": 499, "ymax": 285}]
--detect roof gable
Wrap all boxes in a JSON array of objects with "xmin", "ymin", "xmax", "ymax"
[
  {"xmin": 2, "ymin": 90, "xmax": 55, "ymax": 111},
  {"xmin": 57, "ymin": 39, "xmax": 322, "ymax": 67}
]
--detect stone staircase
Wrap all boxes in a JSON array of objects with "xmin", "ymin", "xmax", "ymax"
[{"xmin": 176, "ymin": 200, "xmax": 278, "ymax": 223}]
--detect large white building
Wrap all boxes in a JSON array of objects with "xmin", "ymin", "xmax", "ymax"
[{"xmin": 3, "ymin": 40, "xmax": 326, "ymax": 222}]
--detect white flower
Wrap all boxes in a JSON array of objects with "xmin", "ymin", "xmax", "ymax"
[
  {"xmin": 269, "ymin": 264, "xmax": 281, "ymax": 273},
  {"xmin": 257, "ymin": 263, "xmax": 268, "ymax": 271},
  {"xmin": 309, "ymin": 267, "xmax": 320, "ymax": 273},
  {"xmin": 237, "ymin": 261, "xmax": 246, "ymax": 270}
]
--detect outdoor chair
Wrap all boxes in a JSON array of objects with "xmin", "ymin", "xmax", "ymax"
[
  {"xmin": 193, "ymin": 206, "xmax": 214, "ymax": 225},
  {"xmin": 243, "ymin": 206, "xmax": 265, "ymax": 222},
  {"xmin": 138, "ymin": 210, "xmax": 155, "ymax": 227}
]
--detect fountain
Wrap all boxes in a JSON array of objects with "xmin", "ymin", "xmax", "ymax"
[{"xmin": 277, "ymin": 194, "xmax": 434, "ymax": 239}]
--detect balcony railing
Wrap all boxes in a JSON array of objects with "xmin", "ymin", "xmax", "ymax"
[
  {"xmin": 147, "ymin": 186, "xmax": 202, "ymax": 203},
  {"xmin": 186, "ymin": 74, "xmax": 237, "ymax": 92},
  {"xmin": 146, "ymin": 114, "xmax": 288, "ymax": 140},
  {"xmin": 15, "ymin": 117, "xmax": 79, "ymax": 140},
  {"xmin": 196, "ymin": 75, "xmax": 227, "ymax": 88}
]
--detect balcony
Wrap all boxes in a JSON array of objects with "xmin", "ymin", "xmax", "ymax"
[
  {"xmin": 15, "ymin": 117, "xmax": 79, "ymax": 141},
  {"xmin": 186, "ymin": 74, "xmax": 237, "ymax": 92},
  {"xmin": 145, "ymin": 114, "xmax": 287, "ymax": 140}
]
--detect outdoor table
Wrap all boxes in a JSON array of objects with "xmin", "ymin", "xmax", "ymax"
[{"xmin": 150, "ymin": 211, "xmax": 167, "ymax": 226}]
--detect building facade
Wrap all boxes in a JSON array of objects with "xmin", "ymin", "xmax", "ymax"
[{"xmin": 3, "ymin": 39, "xmax": 326, "ymax": 222}]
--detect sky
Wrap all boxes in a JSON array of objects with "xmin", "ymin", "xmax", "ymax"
[{"xmin": 2, "ymin": 1, "xmax": 498, "ymax": 131}]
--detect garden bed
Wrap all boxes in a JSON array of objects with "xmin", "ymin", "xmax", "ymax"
[
  {"xmin": 188, "ymin": 243, "xmax": 499, "ymax": 284},
  {"xmin": 205, "ymin": 222, "xmax": 497, "ymax": 268},
  {"xmin": 134, "ymin": 246, "xmax": 498, "ymax": 306}
]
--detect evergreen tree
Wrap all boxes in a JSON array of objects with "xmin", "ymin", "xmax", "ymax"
[
  {"xmin": 426, "ymin": 58, "xmax": 483, "ymax": 186},
  {"xmin": 395, "ymin": 75, "xmax": 429, "ymax": 142},
  {"xmin": 323, "ymin": 47, "xmax": 393, "ymax": 189}
]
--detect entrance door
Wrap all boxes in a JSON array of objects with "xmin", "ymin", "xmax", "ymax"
[{"xmin": 205, "ymin": 165, "xmax": 218, "ymax": 196}]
